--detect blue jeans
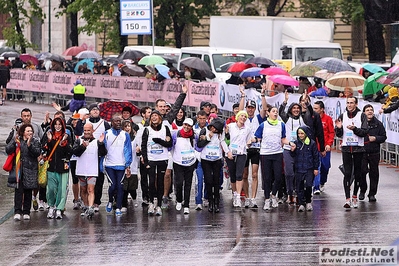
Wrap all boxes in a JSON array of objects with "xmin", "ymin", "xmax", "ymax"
[
  {"xmin": 313, "ymin": 151, "xmax": 331, "ymax": 190},
  {"xmin": 195, "ymin": 161, "xmax": 207, "ymax": 204},
  {"xmin": 105, "ymin": 167, "xmax": 125, "ymax": 209}
]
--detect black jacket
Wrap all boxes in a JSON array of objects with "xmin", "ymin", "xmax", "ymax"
[
  {"xmin": 363, "ymin": 116, "xmax": 386, "ymax": 153},
  {"xmin": 0, "ymin": 65, "xmax": 10, "ymax": 85}
]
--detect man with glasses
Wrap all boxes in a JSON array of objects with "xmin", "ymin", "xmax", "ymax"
[{"xmin": 335, "ymin": 97, "xmax": 368, "ymax": 210}]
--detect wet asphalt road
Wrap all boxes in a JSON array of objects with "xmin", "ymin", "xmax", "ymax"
[{"xmin": 1, "ymin": 101, "xmax": 399, "ymax": 265}]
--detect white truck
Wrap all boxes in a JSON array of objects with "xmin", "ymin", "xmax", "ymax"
[{"xmin": 209, "ymin": 16, "xmax": 343, "ymax": 71}]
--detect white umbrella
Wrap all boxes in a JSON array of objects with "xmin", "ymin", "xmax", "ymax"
[{"xmin": 75, "ymin": 51, "xmax": 101, "ymax": 59}]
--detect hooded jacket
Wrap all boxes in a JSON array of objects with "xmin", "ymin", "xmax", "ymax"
[
  {"xmin": 291, "ymin": 126, "xmax": 320, "ymax": 174},
  {"xmin": 279, "ymin": 102, "xmax": 325, "ymax": 152}
]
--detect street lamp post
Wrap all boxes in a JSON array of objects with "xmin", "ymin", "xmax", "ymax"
[{"xmin": 48, "ymin": 0, "xmax": 51, "ymax": 52}]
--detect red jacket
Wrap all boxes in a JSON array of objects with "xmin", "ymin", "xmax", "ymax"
[
  {"xmin": 320, "ymin": 112, "xmax": 335, "ymax": 148},
  {"xmin": 226, "ymin": 115, "xmax": 236, "ymax": 125}
]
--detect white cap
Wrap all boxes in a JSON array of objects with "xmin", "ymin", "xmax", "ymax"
[
  {"xmin": 78, "ymin": 108, "xmax": 89, "ymax": 115},
  {"xmin": 183, "ymin": 118, "xmax": 193, "ymax": 126}
]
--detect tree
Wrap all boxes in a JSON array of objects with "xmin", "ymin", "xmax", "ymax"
[
  {"xmin": 0, "ymin": 0, "xmax": 44, "ymax": 53},
  {"xmin": 66, "ymin": 0, "xmax": 124, "ymax": 55},
  {"xmin": 59, "ymin": 0, "xmax": 79, "ymax": 47},
  {"xmin": 153, "ymin": 0, "xmax": 220, "ymax": 48},
  {"xmin": 298, "ymin": 0, "xmax": 338, "ymax": 19}
]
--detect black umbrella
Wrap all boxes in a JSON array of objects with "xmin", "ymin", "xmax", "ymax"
[
  {"xmin": 1, "ymin": 51, "xmax": 20, "ymax": 58},
  {"xmin": 118, "ymin": 50, "xmax": 146, "ymax": 61},
  {"xmin": 103, "ymin": 57, "xmax": 123, "ymax": 65},
  {"xmin": 121, "ymin": 65, "xmax": 145, "ymax": 77},
  {"xmin": 199, "ymin": 69, "xmax": 216, "ymax": 79},
  {"xmin": 244, "ymin": 56, "xmax": 276, "ymax": 67},
  {"xmin": 161, "ymin": 55, "xmax": 178, "ymax": 64},
  {"xmin": 48, "ymin": 53, "xmax": 66, "ymax": 62},
  {"xmin": 0, "ymin": 47, "xmax": 17, "ymax": 55},
  {"xmin": 180, "ymin": 57, "xmax": 212, "ymax": 72}
]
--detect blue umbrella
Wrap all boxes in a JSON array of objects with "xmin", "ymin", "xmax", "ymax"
[
  {"xmin": 362, "ymin": 63, "xmax": 386, "ymax": 74},
  {"xmin": 155, "ymin": 64, "xmax": 170, "ymax": 79},
  {"xmin": 239, "ymin": 67, "xmax": 264, "ymax": 78},
  {"xmin": 74, "ymin": 58, "xmax": 95, "ymax": 73}
]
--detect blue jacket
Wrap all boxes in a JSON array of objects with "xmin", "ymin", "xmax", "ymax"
[{"xmin": 291, "ymin": 126, "xmax": 320, "ymax": 173}]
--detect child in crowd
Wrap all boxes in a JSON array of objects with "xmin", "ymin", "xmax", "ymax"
[
  {"xmin": 290, "ymin": 126, "xmax": 319, "ymax": 212},
  {"xmin": 121, "ymin": 120, "xmax": 139, "ymax": 212}
]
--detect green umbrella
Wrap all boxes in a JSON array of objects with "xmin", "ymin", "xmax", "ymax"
[
  {"xmin": 289, "ymin": 61, "xmax": 322, "ymax": 77},
  {"xmin": 363, "ymin": 72, "xmax": 388, "ymax": 96},
  {"xmin": 138, "ymin": 55, "xmax": 167, "ymax": 66}
]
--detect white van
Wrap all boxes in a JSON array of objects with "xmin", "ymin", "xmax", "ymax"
[
  {"xmin": 123, "ymin": 45, "xmax": 180, "ymax": 67},
  {"xmin": 178, "ymin": 46, "xmax": 255, "ymax": 82}
]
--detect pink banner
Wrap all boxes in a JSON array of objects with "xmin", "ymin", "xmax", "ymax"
[{"xmin": 8, "ymin": 69, "xmax": 220, "ymax": 108}]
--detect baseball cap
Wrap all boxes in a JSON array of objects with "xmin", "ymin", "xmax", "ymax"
[
  {"xmin": 183, "ymin": 118, "xmax": 194, "ymax": 126},
  {"xmin": 246, "ymin": 100, "xmax": 256, "ymax": 108},
  {"xmin": 200, "ymin": 101, "xmax": 211, "ymax": 109},
  {"xmin": 78, "ymin": 108, "xmax": 89, "ymax": 115},
  {"xmin": 71, "ymin": 113, "xmax": 80, "ymax": 120}
]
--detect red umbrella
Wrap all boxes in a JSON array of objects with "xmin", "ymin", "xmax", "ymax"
[
  {"xmin": 268, "ymin": 75, "xmax": 299, "ymax": 86},
  {"xmin": 227, "ymin": 62, "xmax": 255, "ymax": 73},
  {"xmin": 19, "ymin": 54, "xmax": 39, "ymax": 65},
  {"xmin": 99, "ymin": 100, "xmax": 139, "ymax": 121},
  {"xmin": 259, "ymin": 67, "xmax": 289, "ymax": 76},
  {"xmin": 63, "ymin": 46, "xmax": 86, "ymax": 56}
]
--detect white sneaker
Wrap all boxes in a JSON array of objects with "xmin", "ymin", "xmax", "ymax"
[
  {"xmin": 306, "ymin": 203, "xmax": 313, "ymax": 211},
  {"xmin": 271, "ymin": 196, "xmax": 278, "ymax": 208},
  {"xmin": 244, "ymin": 198, "xmax": 250, "ymax": 208},
  {"xmin": 155, "ymin": 206, "xmax": 162, "ymax": 216},
  {"xmin": 233, "ymin": 195, "xmax": 241, "ymax": 208},
  {"xmin": 203, "ymin": 199, "xmax": 209, "ymax": 207},
  {"xmin": 148, "ymin": 203, "xmax": 155, "ymax": 215},
  {"xmin": 43, "ymin": 202, "xmax": 49, "ymax": 209},
  {"xmin": 195, "ymin": 204, "xmax": 202, "ymax": 210},
  {"xmin": 47, "ymin": 207, "xmax": 54, "ymax": 219},
  {"xmin": 320, "ymin": 185, "xmax": 325, "ymax": 192},
  {"xmin": 263, "ymin": 199, "xmax": 270, "ymax": 210},
  {"xmin": 249, "ymin": 198, "xmax": 258, "ymax": 208},
  {"xmin": 298, "ymin": 205, "xmax": 305, "ymax": 212},
  {"xmin": 121, "ymin": 207, "xmax": 127, "ymax": 213},
  {"xmin": 313, "ymin": 190, "xmax": 321, "ymax": 195},
  {"xmin": 176, "ymin": 202, "xmax": 182, "ymax": 211},
  {"xmin": 183, "ymin": 207, "xmax": 189, "ymax": 214},
  {"xmin": 38, "ymin": 200, "xmax": 45, "ymax": 211},
  {"xmin": 14, "ymin": 214, "xmax": 21, "ymax": 221},
  {"xmin": 352, "ymin": 197, "xmax": 358, "ymax": 208},
  {"xmin": 23, "ymin": 214, "xmax": 30, "ymax": 220},
  {"xmin": 55, "ymin": 210, "xmax": 62, "ymax": 219},
  {"xmin": 115, "ymin": 209, "xmax": 122, "ymax": 217},
  {"xmin": 93, "ymin": 205, "xmax": 99, "ymax": 212}
]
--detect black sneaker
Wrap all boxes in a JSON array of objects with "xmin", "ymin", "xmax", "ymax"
[
  {"xmin": 359, "ymin": 192, "xmax": 365, "ymax": 201},
  {"xmin": 369, "ymin": 195, "xmax": 377, "ymax": 202}
]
